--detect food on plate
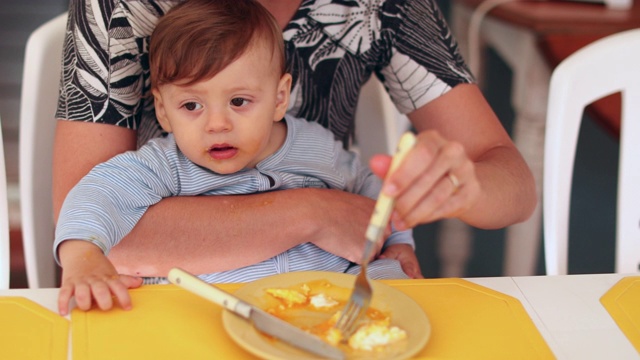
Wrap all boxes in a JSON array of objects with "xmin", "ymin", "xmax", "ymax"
[
  {"xmin": 309, "ymin": 293, "xmax": 339, "ymax": 309},
  {"xmin": 265, "ymin": 287, "xmax": 309, "ymax": 307},
  {"xmin": 348, "ymin": 319, "xmax": 408, "ymax": 351},
  {"xmin": 263, "ymin": 279, "xmax": 407, "ymax": 352}
]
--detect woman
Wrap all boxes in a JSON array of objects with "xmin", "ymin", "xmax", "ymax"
[{"xmin": 53, "ymin": 0, "xmax": 535, "ymax": 282}]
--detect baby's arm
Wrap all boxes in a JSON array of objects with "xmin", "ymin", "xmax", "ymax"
[{"xmin": 57, "ymin": 240, "xmax": 142, "ymax": 316}]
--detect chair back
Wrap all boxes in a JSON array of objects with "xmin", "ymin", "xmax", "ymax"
[
  {"xmin": 0, "ymin": 116, "xmax": 10, "ymax": 289},
  {"xmin": 544, "ymin": 28, "xmax": 640, "ymax": 275},
  {"xmin": 354, "ymin": 77, "xmax": 411, "ymax": 161},
  {"xmin": 19, "ymin": 12, "xmax": 68, "ymax": 288}
]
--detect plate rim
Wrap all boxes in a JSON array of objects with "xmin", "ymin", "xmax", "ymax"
[{"xmin": 222, "ymin": 271, "xmax": 430, "ymax": 360}]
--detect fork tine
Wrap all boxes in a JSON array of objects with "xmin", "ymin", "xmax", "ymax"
[
  {"xmin": 335, "ymin": 296, "xmax": 366, "ymax": 336},
  {"xmin": 336, "ymin": 311, "xmax": 357, "ymax": 335},
  {"xmin": 335, "ymin": 301, "xmax": 356, "ymax": 329},
  {"xmin": 335, "ymin": 260, "xmax": 372, "ymax": 335}
]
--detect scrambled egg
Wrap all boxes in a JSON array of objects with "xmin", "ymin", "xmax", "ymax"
[
  {"xmin": 309, "ymin": 293, "xmax": 339, "ymax": 309},
  {"xmin": 348, "ymin": 319, "xmax": 408, "ymax": 351},
  {"xmin": 264, "ymin": 280, "xmax": 407, "ymax": 352},
  {"xmin": 264, "ymin": 288, "xmax": 308, "ymax": 307}
]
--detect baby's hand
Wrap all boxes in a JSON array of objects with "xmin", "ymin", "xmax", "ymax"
[
  {"xmin": 378, "ymin": 244, "xmax": 423, "ymax": 279},
  {"xmin": 57, "ymin": 240, "xmax": 143, "ymax": 316}
]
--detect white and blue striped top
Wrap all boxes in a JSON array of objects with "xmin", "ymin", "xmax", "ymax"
[{"xmin": 54, "ymin": 115, "xmax": 414, "ymax": 283}]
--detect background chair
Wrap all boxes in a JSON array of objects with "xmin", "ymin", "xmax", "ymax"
[
  {"xmin": 0, "ymin": 116, "xmax": 11, "ymax": 289},
  {"xmin": 19, "ymin": 12, "xmax": 68, "ymax": 288},
  {"xmin": 354, "ymin": 77, "xmax": 411, "ymax": 161},
  {"xmin": 453, "ymin": 0, "xmax": 640, "ymax": 277},
  {"xmin": 544, "ymin": 28, "xmax": 640, "ymax": 275}
]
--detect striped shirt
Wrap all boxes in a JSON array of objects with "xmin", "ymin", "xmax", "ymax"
[{"xmin": 54, "ymin": 115, "xmax": 414, "ymax": 283}]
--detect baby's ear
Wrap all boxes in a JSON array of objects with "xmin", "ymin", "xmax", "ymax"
[
  {"xmin": 153, "ymin": 88, "xmax": 173, "ymax": 133},
  {"xmin": 274, "ymin": 73, "xmax": 292, "ymax": 121}
]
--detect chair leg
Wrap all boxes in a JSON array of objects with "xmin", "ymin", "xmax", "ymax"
[
  {"xmin": 503, "ymin": 206, "xmax": 542, "ymax": 275},
  {"xmin": 436, "ymin": 218, "xmax": 473, "ymax": 278},
  {"xmin": 502, "ymin": 33, "xmax": 549, "ymax": 276}
]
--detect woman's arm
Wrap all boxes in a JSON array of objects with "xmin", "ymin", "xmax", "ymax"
[
  {"xmin": 53, "ymin": 120, "xmax": 377, "ymax": 277},
  {"xmin": 370, "ymin": 84, "xmax": 536, "ymax": 230}
]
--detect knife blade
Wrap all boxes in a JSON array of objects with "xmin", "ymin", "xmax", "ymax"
[{"xmin": 167, "ymin": 268, "xmax": 345, "ymax": 360}]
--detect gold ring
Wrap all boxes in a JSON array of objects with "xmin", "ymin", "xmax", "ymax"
[{"xmin": 447, "ymin": 173, "xmax": 460, "ymax": 191}]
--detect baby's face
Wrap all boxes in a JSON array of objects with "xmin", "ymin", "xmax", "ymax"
[{"xmin": 153, "ymin": 41, "xmax": 290, "ymax": 174}]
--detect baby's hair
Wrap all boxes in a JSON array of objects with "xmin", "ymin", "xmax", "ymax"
[{"xmin": 149, "ymin": 0, "xmax": 285, "ymax": 89}]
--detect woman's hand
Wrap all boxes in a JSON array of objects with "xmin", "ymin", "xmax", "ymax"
[
  {"xmin": 57, "ymin": 240, "xmax": 143, "ymax": 316},
  {"xmin": 370, "ymin": 84, "xmax": 536, "ymax": 230},
  {"xmin": 370, "ymin": 130, "xmax": 481, "ymax": 230}
]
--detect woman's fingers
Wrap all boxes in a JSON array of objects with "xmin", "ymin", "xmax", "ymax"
[{"xmin": 372, "ymin": 130, "xmax": 481, "ymax": 228}]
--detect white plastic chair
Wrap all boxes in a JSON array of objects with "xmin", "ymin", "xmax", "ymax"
[
  {"xmin": 19, "ymin": 12, "xmax": 68, "ymax": 288},
  {"xmin": 354, "ymin": 77, "xmax": 411, "ymax": 160},
  {"xmin": 0, "ymin": 116, "xmax": 11, "ymax": 289},
  {"xmin": 544, "ymin": 28, "xmax": 640, "ymax": 275}
]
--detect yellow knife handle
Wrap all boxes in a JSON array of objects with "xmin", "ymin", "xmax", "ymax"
[
  {"xmin": 365, "ymin": 132, "xmax": 417, "ymax": 243},
  {"xmin": 168, "ymin": 268, "xmax": 252, "ymax": 318}
]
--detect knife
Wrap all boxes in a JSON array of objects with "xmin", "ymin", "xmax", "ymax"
[{"xmin": 167, "ymin": 268, "xmax": 345, "ymax": 360}]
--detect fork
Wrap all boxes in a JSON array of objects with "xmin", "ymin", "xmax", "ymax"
[{"xmin": 334, "ymin": 132, "xmax": 417, "ymax": 337}]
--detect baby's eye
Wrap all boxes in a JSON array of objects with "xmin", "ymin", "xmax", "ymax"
[
  {"xmin": 182, "ymin": 102, "xmax": 203, "ymax": 111},
  {"xmin": 230, "ymin": 97, "xmax": 248, "ymax": 107}
]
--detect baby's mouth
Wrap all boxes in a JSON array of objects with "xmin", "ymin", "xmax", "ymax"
[{"xmin": 206, "ymin": 144, "xmax": 238, "ymax": 160}]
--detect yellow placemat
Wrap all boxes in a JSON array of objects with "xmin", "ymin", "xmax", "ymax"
[
  {"xmin": 72, "ymin": 279, "xmax": 553, "ymax": 360},
  {"xmin": 0, "ymin": 296, "xmax": 69, "ymax": 360},
  {"xmin": 600, "ymin": 276, "xmax": 640, "ymax": 353},
  {"xmin": 386, "ymin": 278, "xmax": 554, "ymax": 359},
  {"xmin": 72, "ymin": 284, "xmax": 253, "ymax": 360}
]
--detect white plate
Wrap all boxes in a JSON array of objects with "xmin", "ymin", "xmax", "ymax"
[{"xmin": 222, "ymin": 271, "xmax": 430, "ymax": 359}]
